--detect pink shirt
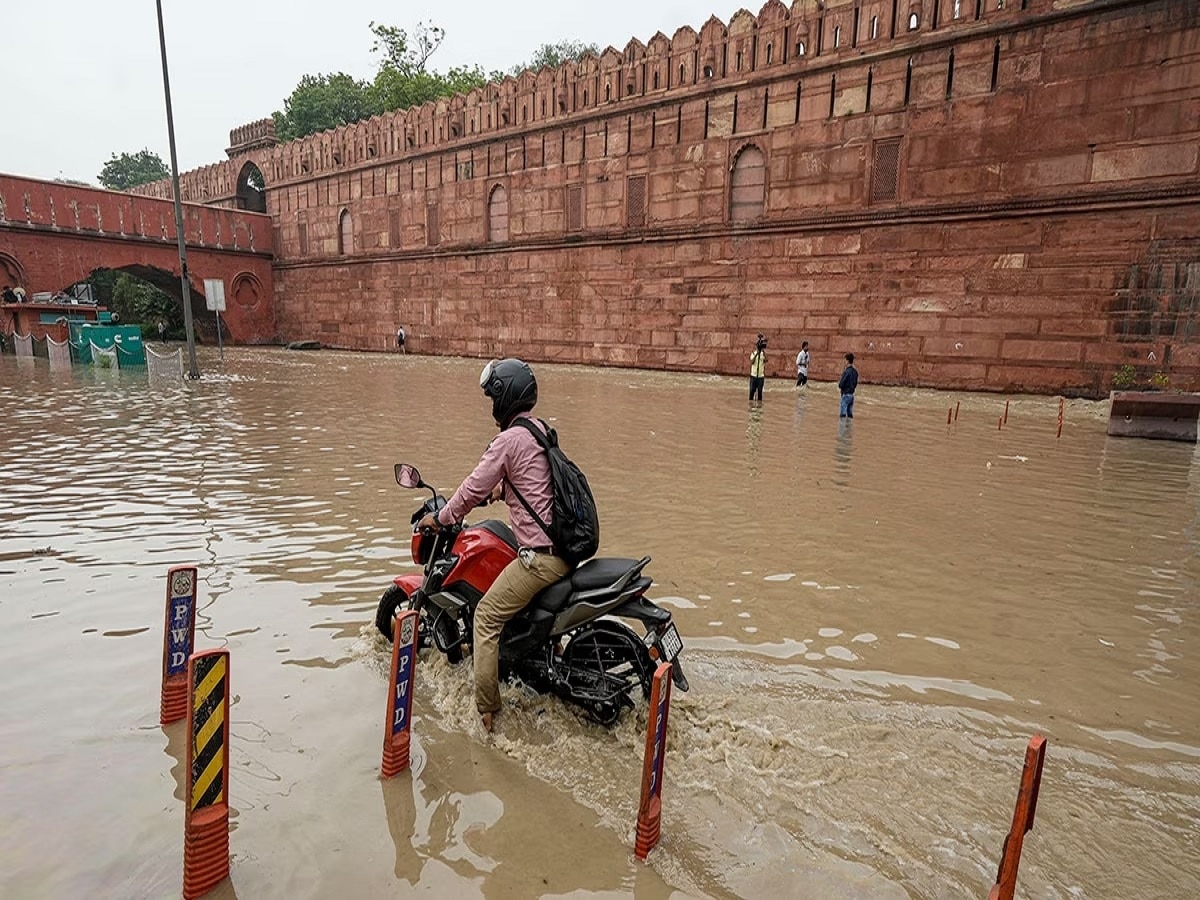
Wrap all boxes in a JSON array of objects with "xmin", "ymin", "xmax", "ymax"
[{"xmin": 436, "ymin": 413, "xmax": 554, "ymax": 548}]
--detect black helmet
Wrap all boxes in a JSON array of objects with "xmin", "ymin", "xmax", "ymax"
[{"xmin": 480, "ymin": 358, "xmax": 538, "ymax": 427}]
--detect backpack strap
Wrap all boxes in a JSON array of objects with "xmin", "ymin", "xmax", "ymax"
[{"xmin": 505, "ymin": 417, "xmax": 552, "ymax": 539}]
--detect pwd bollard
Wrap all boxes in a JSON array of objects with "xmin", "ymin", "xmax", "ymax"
[
  {"xmin": 381, "ymin": 610, "xmax": 419, "ymax": 778},
  {"xmin": 635, "ymin": 662, "xmax": 674, "ymax": 860},
  {"xmin": 988, "ymin": 734, "xmax": 1048, "ymax": 900},
  {"xmin": 161, "ymin": 566, "xmax": 198, "ymax": 725},
  {"xmin": 183, "ymin": 650, "xmax": 231, "ymax": 899}
]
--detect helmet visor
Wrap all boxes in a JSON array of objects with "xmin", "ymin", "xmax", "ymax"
[{"xmin": 479, "ymin": 359, "xmax": 499, "ymax": 392}]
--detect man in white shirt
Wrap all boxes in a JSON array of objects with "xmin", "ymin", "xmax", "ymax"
[{"xmin": 796, "ymin": 341, "xmax": 810, "ymax": 387}]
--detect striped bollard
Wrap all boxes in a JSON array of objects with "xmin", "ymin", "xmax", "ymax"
[
  {"xmin": 183, "ymin": 650, "xmax": 231, "ymax": 899},
  {"xmin": 988, "ymin": 735, "xmax": 1048, "ymax": 900},
  {"xmin": 635, "ymin": 662, "xmax": 674, "ymax": 860},
  {"xmin": 381, "ymin": 610, "xmax": 419, "ymax": 778},
  {"xmin": 161, "ymin": 566, "xmax": 198, "ymax": 725}
]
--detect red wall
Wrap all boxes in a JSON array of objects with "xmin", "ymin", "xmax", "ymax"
[
  {"xmin": 0, "ymin": 174, "xmax": 275, "ymax": 344},
  {"xmin": 144, "ymin": 0, "xmax": 1200, "ymax": 395}
]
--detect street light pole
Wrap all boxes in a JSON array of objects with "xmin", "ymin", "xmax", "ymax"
[{"xmin": 155, "ymin": 0, "xmax": 200, "ymax": 379}]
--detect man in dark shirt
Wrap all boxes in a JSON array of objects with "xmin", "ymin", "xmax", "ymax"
[{"xmin": 838, "ymin": 353, "xmax": 859, "ymax": 418}]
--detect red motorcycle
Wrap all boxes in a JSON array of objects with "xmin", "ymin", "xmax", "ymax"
[{"xmin": 375, "ymin": 463, "xmax": 688, "ymax": 725}]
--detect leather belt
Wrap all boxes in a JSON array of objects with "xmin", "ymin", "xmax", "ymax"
[{"xmin": 522, "ymin": 545, "xmax": 554, "ymax": 554}]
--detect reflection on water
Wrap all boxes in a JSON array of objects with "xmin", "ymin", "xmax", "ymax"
[{"xmin": 1, "ymin": 349, "xmax": 1199, "ymax": 899}]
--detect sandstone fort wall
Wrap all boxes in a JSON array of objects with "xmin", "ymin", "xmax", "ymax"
[{"xmin": 137, "ymin": 0, "xmax": 1200, "ymax": 396}]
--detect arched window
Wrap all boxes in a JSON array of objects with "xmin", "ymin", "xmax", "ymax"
[
  {"xmin": 488, "ymin": 185, "xmax": 509, "ymax": 242},
  {"xmin": 766, "ymin": 43, "xmax": 773, "ymax": 64},
  {"xmin": 796, "ymin": 40, "xmax": 806, "ymax": 57},
  {"xmin": 908, "ymin": 12, "xmax": 920, "ymax": 29},
  {"xmin": 703, "ymin": 64, "xmax": 714, "ymax": 79},
  {"xmin": 338, "ymin": 209, "xmax": 352, "ymax": 255},
  {"xmin": 235, "ymin": 161, "xmax": 266, "ymax": 213},
  {"xmin": 730, "ymin": 145, "xmax": 766, "ymax": 222},
  {"xmin": 605, "ymin": 83, "xmax": 612, "ymax": 101},
  {"xmin": 736, "ymin": 50, "xmax": 743, "ymax": 71},
  {"xmin": 871, "ymin": 16, "xmax": 880, "ymax": 39},
  {"xmin": 834, "ymin": 26, "xmax": 842, "ymax": 48},
  {"xmin": 679, "ymin": 63, "xmax": 686, "ymax": 83}
]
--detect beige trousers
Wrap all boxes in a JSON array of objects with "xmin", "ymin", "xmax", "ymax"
[{"xmin": 473, "ymin": 551, "xmax": 570, "ymax": 714}]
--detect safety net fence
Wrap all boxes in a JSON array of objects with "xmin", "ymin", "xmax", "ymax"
[
  {"xmin": 90, "ymin": 342, "xmax": 119, "ymax": 370},
  {"xmin": 47, "ymin": 335, "xmax": 72, "ymax": 369},
  {"xmin": 146, "ymin": 344, "xmax": 183, "ymax": 379}
]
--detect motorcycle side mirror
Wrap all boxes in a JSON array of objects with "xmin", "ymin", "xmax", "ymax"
[{"xmin": 395, "ymin": 464, "xmax": 423, "ymax": 489}]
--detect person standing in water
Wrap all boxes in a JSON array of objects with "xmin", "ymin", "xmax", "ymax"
[{"xmin": 795, "ymin": 341, "xmax": 810, "ymax": 387}]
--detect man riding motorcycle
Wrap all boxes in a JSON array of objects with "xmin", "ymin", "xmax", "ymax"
[{"xmin": 416, "ymin": 358, "xmax": 567, "ymax": 733}]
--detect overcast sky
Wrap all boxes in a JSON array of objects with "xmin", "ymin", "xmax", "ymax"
[{"xmin": 2, "ymin": 1, "xmax": 744, "ymax": 186}]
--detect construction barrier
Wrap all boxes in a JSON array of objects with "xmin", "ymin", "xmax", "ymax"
[
  {"xmin": 381, "ymin": 610, "xmax": 419, "ymax": 778},
  {"xmin": 183, "ymin": 649, "xmax": 232, "ymax": 899},
  {"xmin": 635, "ymin": 662, "xmax": 674, "ymax": 860},
  {"xmin": 160, "ymin": 566, "xmax": 198, "ymax": 725},
  {"xmin": 989, "ymin": 734, "xmax": 1048, "ymax": 900}
]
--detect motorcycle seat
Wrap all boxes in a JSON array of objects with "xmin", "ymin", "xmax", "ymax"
[
  {"xmin": 529, "ymin": 557, "xmax": 644, "ymax": 615},
  {"xmin": 571, "ymin": 557, "xmax": 644, "ymax": 591}
]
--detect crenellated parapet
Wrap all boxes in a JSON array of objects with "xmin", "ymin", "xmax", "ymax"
[
  {"xmin": 227, "ymin": 119, "xmax": 280, "ymax": 157},
  {"xmin": 134, "ymin": 0, "xmax": 1063, "ymax": 202}
]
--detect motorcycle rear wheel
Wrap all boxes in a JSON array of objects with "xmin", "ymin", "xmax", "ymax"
[{"xmin": 561, "ymin": 620, "xmax": 654, "ymax": 726}]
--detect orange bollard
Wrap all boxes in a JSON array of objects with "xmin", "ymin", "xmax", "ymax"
[
  {"xmin": 955, "ymin": 400, "xmax": 960, "ymax": 422},
  {"xmin": 635, "ymin": 662, "xmax": 674, "ymax": 860},
  {"xmin": 988, "ymin": 735, "xmax": 1047, "ymax": 900},
  {"xmin": 381, "ymin": 610, "xmax": 420, "ymax": 778},
  {"xmin": 183, "ymin": 650, "xmax": 231, "ymax": 899},
  {"xmin": 161, "ymin": 566, "xmax": 198, "ymax": 725}
]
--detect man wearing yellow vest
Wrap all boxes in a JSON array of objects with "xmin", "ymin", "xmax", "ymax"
[{"xmin": 749, "ymin": 333, "xmax": 767, "ymax": 404}]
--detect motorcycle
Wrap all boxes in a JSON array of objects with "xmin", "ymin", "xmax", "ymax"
[{"xmin": 375, "ymin": 463, "xmax": 689, "ymax": 725}]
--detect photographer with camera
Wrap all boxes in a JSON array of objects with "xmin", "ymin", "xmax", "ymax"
[{"xmin": 749, "ymin": 333, "xmax": 768, "ymax": 404}]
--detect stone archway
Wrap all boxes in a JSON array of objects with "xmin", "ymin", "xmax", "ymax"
[{"xmin": 235, "ymin": 161, "xmax": 267, "ymax": 213}]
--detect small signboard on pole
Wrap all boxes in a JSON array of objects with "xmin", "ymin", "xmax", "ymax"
[{"xmin": 203, "ymin": 279, "xmax": 226, "ymax": 360}]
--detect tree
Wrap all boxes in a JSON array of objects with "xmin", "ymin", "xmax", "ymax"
[
  {"xmin": 368, "ymin": 21, "xmax": 492, "ymax": 115},
  {"xmin": 511, "ymin": 40, "xmax": 600, "ymax": 75},
  {"xmin": 272, "ymin": 72, "xmax": 381, "ymax": 142},
  {"xmin": 97, "ymin": 150, "xmax": 169, "ymax": 191}
]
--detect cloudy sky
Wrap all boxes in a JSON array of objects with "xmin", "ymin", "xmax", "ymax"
[{"xmin": 2, "ymin": 1, "xmax": 744, "ymax": 186}]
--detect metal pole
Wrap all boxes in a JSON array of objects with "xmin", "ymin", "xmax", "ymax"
[
  {"xmin": 155, "ymin": 0, "xmax": 200, "ymax": 380},
  {"xmin": 216, "ymin": 310, "xmax": 223, "ymax": 361}
]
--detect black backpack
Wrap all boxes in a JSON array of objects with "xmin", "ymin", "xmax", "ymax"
[{"xmin": 506, "ymin": 417, "xmax": 600, "ymax": 566}]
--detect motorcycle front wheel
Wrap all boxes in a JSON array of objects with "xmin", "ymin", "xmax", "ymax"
[
  {"xmin": 561, "ymin": 620, "xmax": 654, "ymax": 726},
  {"xmin": 374, "ymin": 585, "xmax": 463, "ymax": 664}
]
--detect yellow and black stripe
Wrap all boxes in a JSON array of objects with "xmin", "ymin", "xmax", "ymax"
[{"xmin": 189, "ymin": 654, "xmax": 227, "ymax": 811}]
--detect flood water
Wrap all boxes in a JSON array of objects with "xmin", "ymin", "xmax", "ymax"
[{"xmin": 1, "ymin": 348, "xmax": 1198, "ymax": 899}]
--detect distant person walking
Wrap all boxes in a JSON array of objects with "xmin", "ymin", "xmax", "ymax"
[
  {"xmin": 396, "ymin": 325, "xmax": 407, "ymax": 354},
  {"xmin": 795, "ymin": 341, "xmax": 810, "ymax": 387},
  {"xmin": 157, "ymin": 319, "xmax": 167, "ymax": 343},
  {"xmin": 838, "ymin": 353, "xmax": 859, "ymax": 419},
  {"xmin": 749, "ymin": 334, "xmax": 768, "ymax": 404}
]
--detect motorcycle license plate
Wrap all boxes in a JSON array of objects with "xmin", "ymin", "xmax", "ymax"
[{"xmin": 658, "ymin": 624, "xmax": 683, "ymax": 662}]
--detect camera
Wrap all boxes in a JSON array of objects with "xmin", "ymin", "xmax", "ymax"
[{"xmin": 755, "ymin": 334, "xmax": 767, "ymax": 351}]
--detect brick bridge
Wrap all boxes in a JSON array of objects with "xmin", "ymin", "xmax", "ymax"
[{"xmin": 0, "ymin": 174, "xmax": 275, "ymax": 343}]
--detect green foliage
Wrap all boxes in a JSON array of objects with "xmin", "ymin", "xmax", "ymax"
[
  {"xmin": 271, "ymin": 21, "xmax": 504, "ymax": 141},
  {"xmin": 1149, "ymin": 371, "xmax": 1170, "ymax": 390},
  {"xmin": 1112, "ymin": 364, "xmax": 1137, "ymax": 389},
  {"xmin": 272, "ymin": 73, "xmax": 382, "ymax": 142},
  {"xmin": 83, "ymin": 271, "xmax": 180, "ymax": 338},
  {"xmin": 511, "ymin": 40, "xmax": 600, "ymax": 75},
  {"xmin": 97, "ymin": 149, "xmax": 169, "ymax": 191}
]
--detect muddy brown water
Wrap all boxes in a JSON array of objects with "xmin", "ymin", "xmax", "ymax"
[{"xmin": 1, "ymin": 348, "xmax": 1197, "ymax": 899}]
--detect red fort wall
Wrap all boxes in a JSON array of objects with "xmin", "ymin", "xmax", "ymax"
[{"xmin": 139, "ymin": 0, "xmax": 1200, "ymax": 396}]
